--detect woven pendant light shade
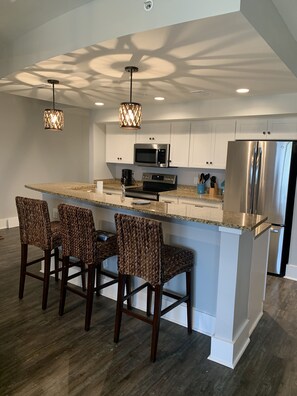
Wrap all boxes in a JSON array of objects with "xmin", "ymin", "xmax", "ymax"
[
  {"xmin": 43, "ymin": 79, "xmax": 64, "ymax": 131},
  {"xmin": 119, "ymin": 66, "xmax": 142, "ymax": 130}
]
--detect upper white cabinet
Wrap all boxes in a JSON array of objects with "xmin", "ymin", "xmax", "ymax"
[
  {"xmin": 170, "ymin": 121, "xmax": 191, "ymax": 167},
  {"xmin": 135, "ymin": 122, "xmax": 171, "ymax": 144},
  {"xmin": 106, "ymin": 124, "xmax": 135, "ymax": 164},
  {"xmin": 189, "ymin": 120, "xmax": 236, "ymax": 169},
  {"xmin": 236, "ymin": 117, "xmax": 297, "ymax": 140}
]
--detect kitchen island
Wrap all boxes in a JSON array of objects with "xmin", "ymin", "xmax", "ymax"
[{"xmin": 26, "ymin": 182, "xmax": 270, "ymax": 369}]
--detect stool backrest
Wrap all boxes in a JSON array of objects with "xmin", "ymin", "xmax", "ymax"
[
  {"xmin": 58, "ymin": 203, "xmax": 96, "ymax": 266},
  {"xmin": 16, "ymin": 196, "xmax": 52, "ymax": 249},
  {"xmin": 114, "ymin": 213, "xmax": 163, "ymax": 286}
]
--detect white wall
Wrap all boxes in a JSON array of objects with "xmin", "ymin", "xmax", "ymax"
[{"xmin": 0, "ymin": 92, "xmax": 90, "ymax": 227}]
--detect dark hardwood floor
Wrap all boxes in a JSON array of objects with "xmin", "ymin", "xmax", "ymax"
[{"xmin": 1, "ymin": 227, "xmax": 297, "ymax": 396}]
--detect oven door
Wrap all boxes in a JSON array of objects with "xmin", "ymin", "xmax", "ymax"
[{"xmin": 125, "ymin": 189, "xmax": 159, "ymax": 201}]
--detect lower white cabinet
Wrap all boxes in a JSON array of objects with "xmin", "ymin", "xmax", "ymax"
[
  {"xmin": 159, "ymin": 195, "xmax": 223, "ymax": 209},
  {"xmin": 179, "ymin": 197, "xmax": 223, "ymax": 209},
  {"xmin": 106, "ymin": 124, "xmax": 135, "ymax": 164},
  {"xmin": 159, "ymin": 196, "xmax": 179, "ymax": 204}
]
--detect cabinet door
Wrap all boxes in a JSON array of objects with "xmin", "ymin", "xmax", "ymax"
[
  {"xmin": 189, "ymin": 121, "xmax": 213, "ymax": 168},
  {"xmin": 267, "ymin": 117, "xmax": 297, "ymax": 140},
  {"xmin": 135, "ymin": 122, "xmax": 171, "ymax": 143},
  {"xmin": 170, "ymin": 121, "xmax": 191, "ymax": 167},
  {"xmin": 179, "ymin": 197, "xmax": 222, "ymax": 209},
  {"xmin": 212, "ymin": 120, "xmax": 236, "ymax": 169},
  {"xmin": 235, "ymin": 118, "xmax": 268, "ymax": 140},
  {"xmin": 106, "ymin": 124, "xmax": 135, "ymax": 164}
]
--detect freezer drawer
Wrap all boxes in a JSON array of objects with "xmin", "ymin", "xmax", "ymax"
[{"xmin": 267, "ymin": 225, "xmax": 284, "ymax": 274}]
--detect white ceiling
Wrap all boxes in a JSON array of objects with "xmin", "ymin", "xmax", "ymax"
[{"xmin": 0, "ymin": 0, "xmax": 297, "ymax": 109}]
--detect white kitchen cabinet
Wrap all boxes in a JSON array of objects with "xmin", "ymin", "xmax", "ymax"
[
  {"xmin": 189, "ymin": 119, "xmax": 236, "ymax": 169},
  {"xmin": 159, "ymin": 196, "xmax": 179, "ymax": 204},
  {"xmin": 169, "ymin": 121, "xmax": 191, "ymax": 167},
  {"xmin": 135, "ymin": 122, "xmax": 171, "ymax": 144},
  {"xmin": 106, "ymin": 124, "xmax": 135, "ymax": 164},
  {"xmin": 179, "ymin": 197, "xmax": 223, "ymax": 209},
  {"xmin": 236, "ymin": 117, "xmax": 297, "ymax": 140}
]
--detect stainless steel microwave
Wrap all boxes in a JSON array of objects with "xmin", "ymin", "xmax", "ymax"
[{"xmin": 134, "ymin": 143, "xmax": 170, "ymax": 167}]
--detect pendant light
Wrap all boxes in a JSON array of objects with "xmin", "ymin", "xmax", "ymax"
[
  {"xmin": 43, "ymin": 79, "xmax": 64, "ymax": 131},
  {"xmin": 119, "ymin": 66, "xmax": 142, "ymax": 130}
]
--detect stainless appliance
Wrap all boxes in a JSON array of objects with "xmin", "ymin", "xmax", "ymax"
[
  {"xmin": 121, "ymin": 169, "xmax": 133, "ymax": 186},
  {"xmin": 125, "ymin": 172, "xmax": 177, "ymax": 201},
  {"xmin": 134, "ymin": 143, "xmax": 170, "ymax": 167},
  {"xmin": 224, "ymin": 140, "xmax": 297, "ymax": 276}
]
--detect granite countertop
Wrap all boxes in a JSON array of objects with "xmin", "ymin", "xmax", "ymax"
[
  {"xmin": 159, "ymin": 185, "xmax": 223, "ymax": 202},
  {"xmin": 95, "ymin": 179, "xmax": 223, "ymax": 202},
  {"xmin": 25, "ymin": 182, "xmax": 267, "ymax": 231}
]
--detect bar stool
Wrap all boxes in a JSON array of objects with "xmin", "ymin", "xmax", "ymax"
[
  {"xmin": 114, "ymin": 213, "xmax": 194, "ymax": 362},
  {"xmin": 58, "ymin": 203, "xmax": 118, "ymax": 331},
  {"xmin": 15, "ymin": 196, "xmax": 85, "ymax": 310}
]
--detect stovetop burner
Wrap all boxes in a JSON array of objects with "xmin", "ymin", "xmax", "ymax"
[{"xmin": 125, "ymin": 173, "xmax": 177, "ymax": 201}]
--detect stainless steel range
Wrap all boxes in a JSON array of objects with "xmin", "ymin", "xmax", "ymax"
[{"xmin": 125, "ymin": 173, "xmax": 177, "ymax": 201}]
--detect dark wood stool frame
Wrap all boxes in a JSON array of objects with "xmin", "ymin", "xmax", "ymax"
[
  {"xmin": 58, "ymin": 203, "xmax": 119, "ymax": 331},
  {"xmin": 16, "ymin": 196, "xmax": 86, "ymax": 310},
  {"xmin": 114, "ymin": 213, "xmax": 194, "ymax": 362}
]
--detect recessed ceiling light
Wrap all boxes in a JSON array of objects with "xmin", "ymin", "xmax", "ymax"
[
  {"xmin": 236, "ymin": 88, "xmax": 250, "ymax": 94},
  {"xmin": 95, "ymin": 102, "xmax": 104, "ymax": 106},
  {"xmin": 154, "ymin": 96, "xmax": 165, "ymax": 101}
]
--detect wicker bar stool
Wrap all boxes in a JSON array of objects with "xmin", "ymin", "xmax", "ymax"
[
  {"xmin": 58, "ymin": 203, "xmax": 118, "ymax": 331},
  {"xmin": 114, "ymin": 213, "xmax": 194, "ymax": 362},
  {"xmin": 15, "ymin": 196, "xmax": 85, "ymax": 310}
]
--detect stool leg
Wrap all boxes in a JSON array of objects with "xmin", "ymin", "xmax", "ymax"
[
  {"xmin": 54, "ymin": 247, "xmax": 59, "ymax": 282},
  {"xmin": 19, "ymin": 243, "xmax": 28, "ymax": 299},
  {"xmin": 59, "ymin": 256, "xmax": 69, "ymax": 316},
  {"xmin": 96, "ymin": 262, "xmax": 102, "ymax": 296},
  {"xmin": 85, "ymin": 265, "xmax": 95, "ymax": 331},
  {"xmin": 42, "ymin": 249, "xmax": 51, "ymax": 310},
  {"xmin": 114, "ymin": 273, "xmax": 126, "ymax": 343},
  {"xmin": 186, "ymin": 271, "xmax": 192, "ymax": 334},
  {"xmin": 126, "ymin": 275, "xmax": 132, "ymax": 310},
  {"xmin": 146, "ymin": 284, "xmax": 153, "ymax": 316},
  {"xmin": 151, "ymin": 284, "xmax": 163, "ymax": 362},
  {"xmin": 81, "ymin": 262, "xmax": 86, "ymax": 292}
]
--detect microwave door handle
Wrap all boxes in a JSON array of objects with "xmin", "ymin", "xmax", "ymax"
[{"xmin": 156, "ymin": 149, "xmax": 159, "ymax": 165}]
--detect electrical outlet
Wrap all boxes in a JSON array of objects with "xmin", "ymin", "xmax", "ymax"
[{"xmin": 53, "ymin": 208, "xmax": 58, "ymax": 219}]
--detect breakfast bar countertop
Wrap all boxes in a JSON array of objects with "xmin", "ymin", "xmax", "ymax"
[{"xmin": 26, "ymin": 182, "xmax": 266, "ymax": 231}]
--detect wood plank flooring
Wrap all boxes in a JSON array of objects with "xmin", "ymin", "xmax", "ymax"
[{"xmin": 1, "ymin": 227, "xmax": 297, "ymax": 395}]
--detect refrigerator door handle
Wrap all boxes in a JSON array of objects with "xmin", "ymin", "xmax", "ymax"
[
  {"xmin": 252, "ymin": 146, "xmax": 262, "ymax": 214},
  {"xmin": 249, "ymin": 146, "xmax": 258, "ymax": 213}
]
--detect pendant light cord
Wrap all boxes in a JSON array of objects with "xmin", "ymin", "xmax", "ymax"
[
  {"xmin": 129, "ymin": 69, "xmax": 133, "ymax": 103},
  {"xmin": 52, "ymin": 82, "xmax": 56, "ymax": 110}
]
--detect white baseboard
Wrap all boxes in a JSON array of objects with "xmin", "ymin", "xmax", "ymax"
[
  {"xmin": 0, "ymin": 219, "xmax": 7, "ymax": 229},
  {"xmin": 284, "ymin": 264, "xmax": 297, "ymax": 281},
  {"xmin": 8, "ymin": 217, "xmax": 19, "ymax": 228},
  {"xmin": 0, "ymin": 216, "xmax": 19, "ymax": 229}
]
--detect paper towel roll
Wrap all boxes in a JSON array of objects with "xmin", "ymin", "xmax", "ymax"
[{"xmin": 96, "ymin": 181, "xmax": 103, "ymax": 193}]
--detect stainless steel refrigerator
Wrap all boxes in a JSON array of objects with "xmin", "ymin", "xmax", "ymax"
[{"xmin": 224, "ymin": 140, "xmax": 297, "ymax": 276}]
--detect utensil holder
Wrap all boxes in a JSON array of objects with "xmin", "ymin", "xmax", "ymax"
[{"xmin": 197, "ymin": 183, "xmax": 205, "ymax": 194}]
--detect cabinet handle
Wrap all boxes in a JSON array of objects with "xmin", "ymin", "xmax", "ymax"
[
  {"xmin": 267, "ymin": 131, "xmax": 271, "ymax": 135},
  {"xmin": 206, "ymin": 161, "xmax": 209, "ymax": 164},
  {"xmin": 210, "ymin": 161, "xmax": 213, "ymax": 164},
  {"xmin": 262, "ymin": 131, "xmax": 266, "ymax": 135}
]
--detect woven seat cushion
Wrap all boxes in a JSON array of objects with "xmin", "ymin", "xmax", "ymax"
[
  {"xmin": 95, "ymin": 230, "xmax": 117, "ymax": 263},
  {"xmin": 161, "ymin": 245, "xmax": 194, "ymax": 284}
]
